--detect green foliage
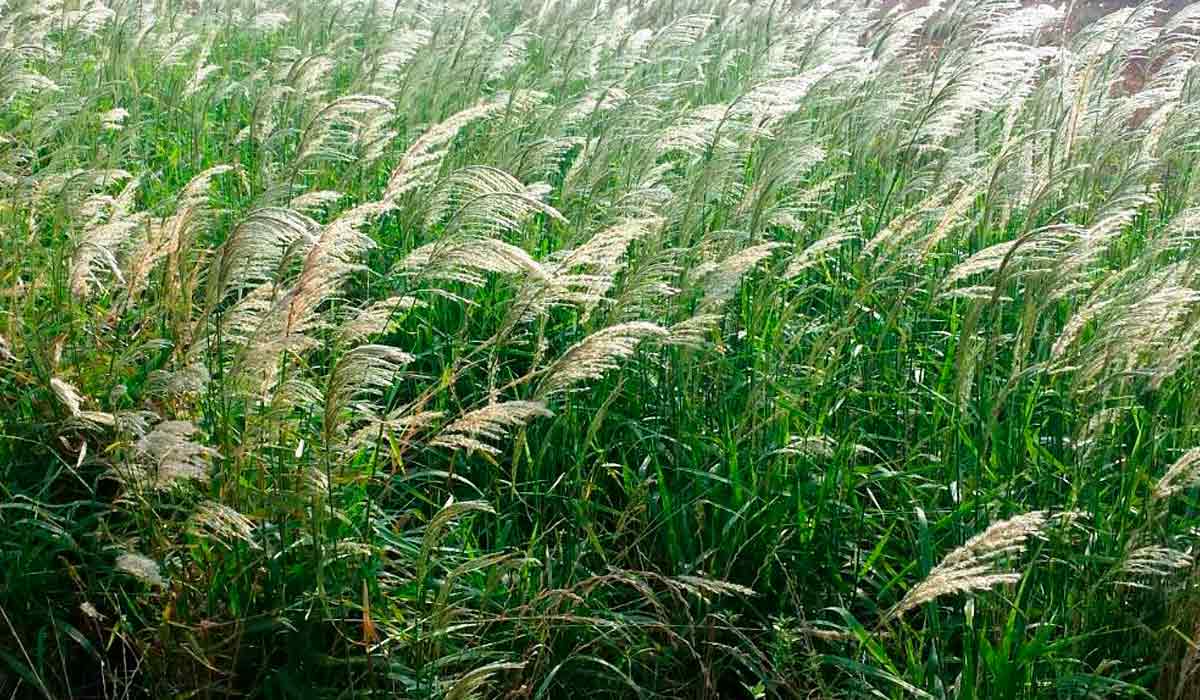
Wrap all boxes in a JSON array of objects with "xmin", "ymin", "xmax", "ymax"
[{"xmin": 3, "ymin": 0, "xmax": 1200, "ymax": 697}]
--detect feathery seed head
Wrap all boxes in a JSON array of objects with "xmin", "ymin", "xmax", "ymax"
[
  {"xmin": 115, "ymin": 552, "xmax": 165, "ymax": 588},
  {"xmin": 432, "ymin": 401, "xmax": 552, "ymax": 455},
  {"xmin": 131, "ymin": 420, "xmax": 219, "ymax": 489},
  {"xmin": 192, "ymin": 501, "xmax": 259, "ymax": 549},
  {"xmin": 539, "ymin": 322, "xmax": 667, "ymax": 395},
  {"xmin": 888, "ymin": 511, "xmax": 1049, "ymax": 621},
  {"xmin": 1154, "ymin": 449, "xmax": 1200, "ymax": 501}
]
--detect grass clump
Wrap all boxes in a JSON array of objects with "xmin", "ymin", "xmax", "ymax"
[{"xmin": 4, "ymin": 0, "xmax": 1200, "ymax": 697}]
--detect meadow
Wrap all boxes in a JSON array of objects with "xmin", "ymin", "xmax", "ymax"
[{"xmin": 3, "ymin": 0, "xmax": 1200, "ymax": 697}]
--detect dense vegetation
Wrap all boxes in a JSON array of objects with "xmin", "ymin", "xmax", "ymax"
[{"xmin": 4, "ymin": 0, "xmax": 1200, "ymax": 696}]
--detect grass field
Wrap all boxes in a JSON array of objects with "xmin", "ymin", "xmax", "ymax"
[{"xmin": 3, "ymin": 0, "xmax": 1200, "ymax": 697}]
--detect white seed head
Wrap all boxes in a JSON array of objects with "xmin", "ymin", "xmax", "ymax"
[{"xmin": 115, "ymin": 552, "xmax": 165, "ymax": 588}]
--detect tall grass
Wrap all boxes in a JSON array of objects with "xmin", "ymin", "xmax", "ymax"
[{"xmin": 3, "ymin": 0, "xmax": 1200, "ymax": 696}]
